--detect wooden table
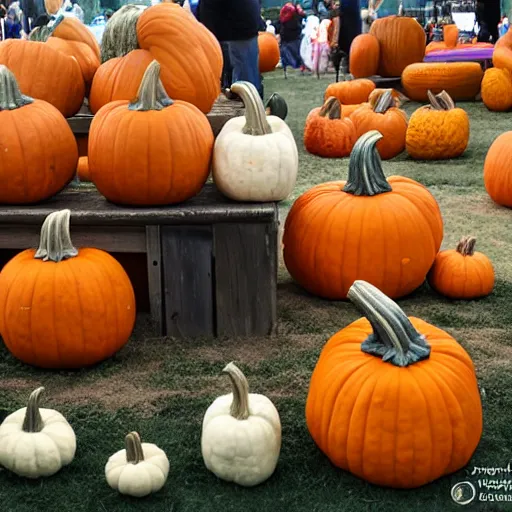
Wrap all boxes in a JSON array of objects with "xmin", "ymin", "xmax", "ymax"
[
  {"xmin": 0, "ymin": 185, "xmax": 278, "ymax": 339},
  {"xmin": 68, "ymin": 94, "xmax": 245, "ymax": 138}
]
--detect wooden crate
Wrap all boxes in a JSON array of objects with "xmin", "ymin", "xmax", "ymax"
[{"xmin": 0, "ymin": 185, "xmax": 278, "ymax": 339}]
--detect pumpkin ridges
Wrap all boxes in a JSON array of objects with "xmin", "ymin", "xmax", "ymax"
[
  {"xmin": 481, "ymin": 67, "xmax": 512, "ymax": 112},
  {"xmin": 349, "ymin": 34, "xmax": 380, "ymax": 78},
  {"xmin": 258, "ymin": 32, "xmax": 280, "ymax": 73},
  {"xmin": 51, "ymin": 15, "xmax": 100, "ymax": 60},
  {"xmin": 325, "ymin": 78, "xmax": 376, "ymax": 105},
  {"xmin": 484, "ymin": 131, "xmax": 512, "ymax": 207}
]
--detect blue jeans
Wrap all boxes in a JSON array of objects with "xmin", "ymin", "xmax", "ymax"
[{"xmin": 227, "ymin": 37, "xmax": 263, "ymax": 98}]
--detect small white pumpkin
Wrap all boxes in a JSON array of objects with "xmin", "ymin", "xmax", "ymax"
[
  {"xmin": 201, "ymin": 362, "xmax": 282, "ymax": 487},
  {"xmin": 0, "ymin": 387, "xmax": 76, "ymax": 478},
  {"xmin": 212, "ymin": 81, "xmax": 298, "ymax": 202},
  {"xmin": 105, "ymin": 431, "xmax": 170, "ymax": 497}
]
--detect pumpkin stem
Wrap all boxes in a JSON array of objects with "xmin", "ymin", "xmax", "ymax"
[
  {"xmin": 373, "ymin": 89, "xmax": 395, "ymax": 113},
  {"xmin": 456, "ymin": 236, "xmax": 477, "ymax": 256},
  {"xmin": 125, "ymin": 432, "xmax": 145, "ymax": 464},
  {"xmin": 427, "ymin": 90, "xmax": 456, "ymax": 110},
  {"xmin": 128, "ymin": 60, "xmax": 173, "ymax": 112},
  {"xmin": 343, "ymin": 130, "xmax": 392, "ymax": 196},
  {"xmin": 28, "ymin": 25, "xmax": 52, "ymax": 41},
  {"xmin": 22, "ymin": 387, "xmax": 45, "ymax": 433},
  {"xmin": 34, "ymin": 209, "xmax": 78, "ymax": 263},
  {"xmin": 319, "ymin": 96, "xmax": 342, "ymax": 119},
  {"xmin": 0, "ymin": 66, "xmax": 34, "ymax": 111},
  {"xmin": 100, "ymin": 4, "xmax": 143, "ymax": 63},
  {"xmin": 230, "ymin": 81, "xmax": 272, "ymax": 136},
  {"xmin": 347, "ymin": 281, "xmax": 431, "ymax": 367},
  {"xmin": 223, "ymin": 362, "xmax": 250, "ymax": 420}
]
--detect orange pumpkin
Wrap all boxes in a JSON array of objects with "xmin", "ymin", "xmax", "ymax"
[
  {"xmin": 44, "ymin": 0, "xmax": 62, "ymax": 14},
  {"xmin": 283, "ymin": 130, "xmax": 443, "ymax": 299},
  {"xmin": 325, "ymin": 78, "xmax": 375, "ymax": 105},
  {"xmin": 350, "ymin": 90, "xmax": 408, "ymax": 160},
  {"xmin": 481, "ymin": 67, "xmax": 512, "ymax": 112},
  {"xmin": 0, "ymin": 65, "xmax": 77, "ymax": 204},
  {"xmin": 349, "ymin": 34, "xmax": 380, "ymax": 78},
  {"xmin": 258, "ymin": 32, "xmax": 280, "ymax": 73},
  {"xmin": 483, "ymin": 131, "xmax": 512, "ymax": 207},
  {"xmin": 306, "ymin": 280, "xmax": 483, "ymax": 488},
  {"xmin": 0, "ymin": 39, "xmax": 85, "ymax": 117},
  {"xmin": 89, "ymin": 50, "xmax": 154, "ymax": 114},
  {"xmin": 304, "ymin": 97, "xmax": 357, "ymax": 158},
  {"xmin": 428, "ymin": 236, "xmax": 494, "ymax": 299},
  {"xmin": 0, "ymin": 210, "xmax": 136, "ymax": 369},
  {"xmin": 341, "ymin": 103, "xmax": 367, "ymax": 117},
  {"xmin": 369, "ymin": 15, "xmax": 426, "ymax": 77},
  {"xmin": 76, "ymin": 156, "xmax": 91, "ymax": 182},
  {"xmin": 493, "ymin": 26, "xmax": 512, "ymax": 73},
  {"xmin": 99, "ymin": 3, "xmax": 222, "ymax": 114},
  {"xmin": 402, "ymin": 62, "xmax": 483, "ymax": 102},
  {"xmin": 406, "ymin": 90, "xmax": 469, "ymax": 160},
  {"xmin": 443, "ymin": 24, "xmax": 459, "ymax": 47},
  {"xmin": 89, "ymin": 60, "xmax": 214, "ymax": 206}
]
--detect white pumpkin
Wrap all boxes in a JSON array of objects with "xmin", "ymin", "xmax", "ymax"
[
  {"xmin": 212, "ymin": 81, "xmax": 298, "ymax": 202},
  {"xmin": 105, "ymin": 431, "xmax": 169, "ymax": 497},
  {"xmin": 0, "ymin": 387, "xmax": 76, "ymax": 478},
  {"xmin": 201, "ymin": 362, "xmax": 282, "ymax": 487}
]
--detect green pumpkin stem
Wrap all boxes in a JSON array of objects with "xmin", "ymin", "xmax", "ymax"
[
  {"xmin": 28, "ymin": 25, "xmax": 52, "ymax": 41},
  {"xmin": 343, "ymin": 130, "xmax": 392, "ymax": 196},
  {"xmin": 347, "ymin": 281, "xmax": 431, "ymax": 367},
  {"xmin": 125, "ymin": 432, "xmax": 145, "ymax": 464},
  {"xmin": 373, "ymin": 89, "xmax": 396, "ymax": 113},
  {"xmin": 128, "ymin": 60, "xmax": 173, "ymax": 112},
  {"xmin": 319, "ymin": 96, "xmax": 342, "ymax": 120},
  {"xmin": 230, "ymin": 81, "xmax": 272, "ymax": 136},
  {"xmin": 22, "ymin": 387, "xmax": 45, "ymax": 433},
  {"xmin": 34, "ymin": 209, "xmax": 78, "ymax": 262},
  {"xmin": 456, "ymin": 236, "xmax": 477, "ymax": 256},
  {"xmin": 0, "ymin": 66, "xmax": 34, "ymax": 111},
  {"xmin": 223, "ymin": 362, "xmax": 250, "ymax": 420},
  {"xmin": 428, "ymin": 90, "xmax": 456, "ymax": 110}
]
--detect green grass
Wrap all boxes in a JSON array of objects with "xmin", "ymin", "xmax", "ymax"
[{"xmin": 1, "ymin": 71, "xmax": 512, "ymax": 511}]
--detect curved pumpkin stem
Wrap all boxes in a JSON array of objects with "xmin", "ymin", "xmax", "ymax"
[
  {"xmin": 373, "ymin": 89, "xmax": 395, "ymax": 113},
  {"xmin": 34, "ymin": 209, "xmax": 78, "ymax": 262},
  {"xmin": 100, "ymin": 5, "xmax": 143, "ymax": 63},
  {"xmin": 318, "ymin": 96, "xmax": 342, "ymax": 119},
  {"xmin": 427, "ymin": 90, "xmax": 456, "ymax": 110},
  {"xmin": 223, "ymin": 362, "xmax": 250, "ymax": 420},
  {"xmin": 343, "ymin": 130, "xmax": 392, "ymax": 196},
  {"xmin": 129, "ymin": 60, "xmax": 173, "ymax": 112},
  {"xmin": 28, "ymin": 25, "xmax": 52, "ymax": 41},
  {"xmin": 230, "ymin": 81, "xmax": 272, "ymax": 136},
  {"xmin": 22, "ymin": 387, "xmax": 45, "ymax": 433},
  {"xmin": 0, "ymin": 66, "xmax": 34, "ymax": 111},
  {"xmin": 125, "ymin": 432, "xmax": 145, "ymax": 464},
  {"xmin": 347, "ymin": 281, "xmax": 431, "ymax": 367},
  {"xmin": 456, "ymin": 236, "xmax": 477, "ymax": 256}
]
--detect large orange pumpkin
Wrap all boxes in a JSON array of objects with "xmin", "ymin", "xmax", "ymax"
[
  {"xmin": 0, "ymin": 65, "xmax": 77, "ymax": 204},
  {"xmin": 493, "ymin": 26, "xmax": 512, "ymax": 73},
  {"xmin": 402, "ymin": 62, "xmax": 483, "ymax": 102},
  {"xmin": 406, "ymin": 90, "xmax": 469, "ymax": 160},
  {"xmin": 349, "ymin": 34, "xmax": 380, "ymax": 78},
  {"xmin": 306, "ymin": 280, "xmax": 483, "ymax": 488},
  {"xmin": 483, "ymin": 131, "xmax": 512, "ymax": 207},
  {"xmin": 428, "ymin": 236, "xmax": 495, "ymax": 299},
  {"xmin": 44, "ymin": 0, "xmax": 62, "ymax": 14},
  {"xmin": 481, "ymin": 67, "xmax": 512, "ymax": 112},
  {"xmin": 350, "ymin": 90, "xmax": 408, "ymax": 160},
  {"xmin": 99, "ymin": 3, "xmax": 222, "ymax": 114},
  {"xmin": 89, "ymin": 60, "xmax": 214, "ymax": 206},
  {"xmin": 304, "ymin": 97, "xmax": 357, "ymax": 158},
  {"xmin": 283, "ymin": 130, "xmax": 443, "ymax": 299},
  {"xmin": 0, "ymin": 209, "xmax": 136, "ymax": 369},
  {"xmin": 369, "ymin": 15, "xmax": 426, "ymax": 77},
  {"xmin": 0, "ymin": 39, "xmax": 85, "ymax": 117},
  {"xmin": 258, "ymin": 32, "xmax": 280, "ymax": 73},
  {"xmin": 324, "ymin": 78, "xmax": 375, "ymax": 105},
  {"xmin": 89, "ymin": 50, "xmax": 153, "ymax": 114}
]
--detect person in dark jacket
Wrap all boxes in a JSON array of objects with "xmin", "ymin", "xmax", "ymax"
[
  {"xmin": 476, "ymin": 0, "xmax": 500, "ymax": 43},
  {"xmin": 338, "ymin": 0, "xmax": 361, "ymax": 64},
  {"xmin": 275, "ymin": 2, "xmax": 305, "ymax": 77},
  {"xmin": 197, "ymin": 0, "xmax": 263, "ymax": 97}
]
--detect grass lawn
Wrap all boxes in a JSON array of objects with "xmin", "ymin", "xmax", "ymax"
[{"xmin": 1, "ymin": 70, "xmax": 512, "ymax": 512}]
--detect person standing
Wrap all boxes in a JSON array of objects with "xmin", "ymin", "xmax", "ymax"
[
  {"xmin": 197, "ymin": 0, "xmax": 263, "ymax": 97},
  {"xmin": 337, "ymin": 0, "xmax": 362, "ymax": 69},
  {"xmin": 275, "ymin": 2, "xmax": 305, "ymax": 77}
]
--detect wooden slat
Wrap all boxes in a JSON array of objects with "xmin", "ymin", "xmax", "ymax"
[
  {"xmin": 214, "ymin": 218, "xmax": 278, "ymax": 337},
  {"xmin": 161, "ymin": 226, "xmax": 214, "ymax": 337},
  {"xmin": 146, "ymin": 225, "xmax": 163, "ymax": 336},
  {"xmin": 0, "ymin": 225, "xmax": 146, "ymax": 252}
]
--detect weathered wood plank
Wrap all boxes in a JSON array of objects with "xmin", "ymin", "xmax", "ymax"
[
  {"xmin": 146, "ymin": 225, "xmax": 163, "ymax": 336},
  {"xmin": 162, "ymin": 226, "xmax": 214, "ymax": 337},
  {"xmin": 214, "ymin": 217, "xmax": 278, "ymax": 337},
  {"xmin": 0, "ymin": 225, "xmax": 146, "ymax": 252}
]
